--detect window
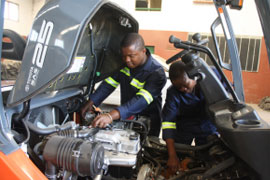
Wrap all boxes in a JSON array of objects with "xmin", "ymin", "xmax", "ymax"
[
  {"xmin": 193, "ymin": 0, "xmax": 213, "ymax": 4},
  {"xmin": 4, "ymin": 1, "xmax": 19, "ymax": 21},
  {"xmin": 135, "ymin": 0, "xmax": 162, "ymax": 11},
  {"xmin": 146, "ymin": 46, "xmax": 155, "ymax": 54},
  {"xmin": 188, "ymin": 33, "xmax": 262, "ymax": 72}
]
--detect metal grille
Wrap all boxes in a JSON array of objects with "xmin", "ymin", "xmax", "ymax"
[{"xmin": 188, "ymin": 34, "xmax": 262, "ymax": 72}]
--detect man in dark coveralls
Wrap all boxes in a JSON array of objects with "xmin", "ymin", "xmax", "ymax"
[
  {"xmin": 81, "ymin": 33, "xmax": 167, "ymax": 137},
  {"xmin": 162, "ymin": 61, "xmax": 217, "ymax": 172}
]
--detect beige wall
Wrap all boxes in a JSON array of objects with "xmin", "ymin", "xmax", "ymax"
[
  {"xmin": 4, "ymin": 0, "xmax": 262, "ymax": 37},
  {"xmin": 111, "ymin": 0, "xmax": 262, "ymax": 36},
  {"xmin": 32, "ymin": 0, "xmax": 45, "ymax": 20},
  {"xmin": 3, "ymin": 0, "xmax": 45, "ymax": 36}
]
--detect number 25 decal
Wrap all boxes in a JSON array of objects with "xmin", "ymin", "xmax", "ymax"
[{"xmin": 32, "ymin": 20, "xmax": 54, "ymax": 69}]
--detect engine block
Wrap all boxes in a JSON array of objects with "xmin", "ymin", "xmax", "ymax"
[{"xmin": 91, "ymin": 128, "xmax": 141, "ymax": 167}]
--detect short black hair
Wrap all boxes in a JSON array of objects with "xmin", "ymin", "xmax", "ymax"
[
  {"xmin": 169, "ymin": 61, "xmax": 187, "ymax": 81},
  {"xmin": 121, "ymin": 33, "xmax": 145, "ymax": 51}
]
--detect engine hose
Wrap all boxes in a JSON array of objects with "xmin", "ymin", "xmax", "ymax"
[
  {"xmin": 151, "ymin": 157, "xmax": 161, "ymax": 177},
  {"xmin": 119, "ymin": 119, "xmax": 148, "ymax": 135},
  {"xmin": 33, "ymin": 141, "xmax": 43, "ymax": 155},
  {"xmin": 174, "ymin": 140, "xmax": 214, "ymax": 151},
  {"xmin": 149, "ymin": 136, "xmax": 215, "ymax": 152},
  {"xmin": 146, "ymin": 143, "xmax": 195, "ymax": 157},
  {"xmin": 20, "ymin": 118, "xmax": 30, "ymax": 144},
  {"xmin": 12, "ymin": 100, "xmax": 30, "ymax": 123},
  {"xmin": 169, "ymin": 167, "xmax": 206, "ymax": 180},
  {"xmin": 202, "ymin": 157, "xmax": 235, "ymax": 179},
  {"xmin": 45, "ymin": 161, "xmax": 57, "ymax": 180},
  {"xmin": 149, "ymin": 138, "xmax": 215, "ymax": 156},
  {"xmin": 26, "ymin": 121, "xmax": 75, "ymax": 135},
  {"xmin": 143, "ymin": 150, "xmax": 162, "ymax": 177},
  {"xmin": 12, "ymin": 100, "xmax": 31, "ymax": 144}
]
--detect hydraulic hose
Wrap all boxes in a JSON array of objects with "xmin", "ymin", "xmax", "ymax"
[
  {"xmin": 169, "ymin": 167, "xmax": 206, "ymax": 180},
  {"xmin": 174, "ymin": 140, "xmax": 214, "ymax": 151},
  {"xmin": 33, "ymin": 141, "xmax": 43, "ymax": 155},
  {"xmin": 12, "ymin": 100, "xmax": 30, "ymax": 122},
  {"xmin": 143, "ymin": 151, "xmax": 162, "ymax": 177},
  {"xmin": 26, "ymin": 121, "xmax": 76, "ymax": 135},
  {"xmin": 21, "ymin": 119, "xmax": 30, "ymax": 144},
  {"xmin": 119, "ymin": 119, "xmax": 148, "ymax": 135},
  {"xmin": 12, "ymin": 101, "xmax": 31, "ymax": 144},
  {"xmin": 119, "ymin": 118, "xmax": 149, "ymax": 145},
  {"xmin": 202, "ymin": 157, "xmax": 235, "ymax": 179},
  {"xmin": 149, "ymin": 136, "xmax": 216, "ymax": 152}
]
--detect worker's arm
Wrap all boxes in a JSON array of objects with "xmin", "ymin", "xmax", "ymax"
[
  {"xmin": 92, "ymin": 109, "xmax": 120, "ymax": 128},
  {"xmin": 166, "ymin": 138, "xmax": 180, "ymax": 172},
  {"xmin": 81, "ymin": 73, "xmax": 120, "ymax": 118},
  {"xmin": 89, "ymin": 74, "xmax": 120, "ymax": 106},
  {"xmin": 162, "ymin": 87, "xmax": 181, "ymax": 172},
  {"xmin": 117, "ymin": 68, "xmax": 166, "ymax": 119},
  {"xmin": 162, "ymin": 86, "xmax": 180, "ymax": 140}
]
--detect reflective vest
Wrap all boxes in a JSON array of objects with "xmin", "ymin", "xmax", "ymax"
[{"xmin": 90, "ymin": 52, "xmax": 167, "ymax": 121}]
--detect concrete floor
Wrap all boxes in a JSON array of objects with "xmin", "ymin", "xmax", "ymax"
[{"xmin": 248, "ymin": 104, "xmax": 270, "ymax": 124}]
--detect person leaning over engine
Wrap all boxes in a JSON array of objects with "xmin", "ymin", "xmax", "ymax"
[
  {"xmin": 81, "ymin": 33, "xmax": 167, "ymax": 137},
  {"xmin": 162, "ymin": 61, "xmax": 217, "ymax": 172}
]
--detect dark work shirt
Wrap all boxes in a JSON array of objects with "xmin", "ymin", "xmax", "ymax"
[
  {"xmin": 162, "ymin": 85, "xmax": 217, "ymax": 141},
  {"xmin": 90, "ymin": 50, "xmax": 167, "ymax": 132}
]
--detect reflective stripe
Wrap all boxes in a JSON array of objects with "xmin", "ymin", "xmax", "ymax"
[
  {"xmin": 105, "ymin": 77, "xmax": 119, "ymax": 88},
  {"xmin": 120, "ymin": 67, "xmax": 130, "ymax": 76},
  {"xmin": 162, "ymin": 122, "xmax": 176, "ymax": 129},
  {"xmin": 136, "ymin": 89, "xmax": 153, "ymax": 104},
  {"xmin": 130, "ymin": 78, "xmax": 145, "ymax": 89}
]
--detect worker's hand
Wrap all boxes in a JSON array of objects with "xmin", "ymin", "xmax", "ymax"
[
  {"xmin": 167, "ymin": 155, "xmax": 180, "ymax": 173},
  {"xmin": 91, "ymin": 113, "xmax": 113, "ymax": 128},
  {"xmin": 80, "ymin": 100, "xmax": 95, "ymax": 118}
]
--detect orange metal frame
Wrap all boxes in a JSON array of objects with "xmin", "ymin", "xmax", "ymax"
[{"xmin": 0, "ymin": 149, "xmax": 47, "ymax": 180}]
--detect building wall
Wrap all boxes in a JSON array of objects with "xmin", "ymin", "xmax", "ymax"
[
  {"xmin": 4, "ymin": 0, "xmax": 263, "ymax": 37},
  {"xmin": 241, "ymin": 38, "xmax": 270, "ymax": 103},
  {"xmin": 111, "ymin": 0, "xmax": 262, "ymax": 36},
  {"xmin": 4, "ymin": 0, "xmax": 33, "ymax": 36},
  {"xmin": 139, "ymin": 29, "xmax": 270, "ymax": 103},
  {"xmin": 32, "ymin": 0, "xmax": 45, "ymax": 20},
  {"xmin": 3, "ymin": 0, "xmax": 45, "ymax": 36},
  {"xmin": 3, "ymin": 0, "xmax": 269, "ymax": 103},
  {"xmin": 111, "ymin": 0, "xmax": 269, "ymax": 104}
]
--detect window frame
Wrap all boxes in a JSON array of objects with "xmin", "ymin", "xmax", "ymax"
[
  {"xmin": 193, "ymin": 0, "xmax": 213, "ymax": 4},
  {"xmin": 4, "ymin": 1, "xmax": 19, "ymax": 22},
  {"xmin": 135, "ymin": 0, "xmax": 162, "ymax": 12}
]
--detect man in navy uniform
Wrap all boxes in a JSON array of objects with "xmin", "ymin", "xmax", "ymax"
[
  {"xmin": 81, "ymin": 33, "xmax": 167, "ymax": 137},
  {"xmin": 162, "ymin": 61, "xmax": 217, "ymax": 172}
]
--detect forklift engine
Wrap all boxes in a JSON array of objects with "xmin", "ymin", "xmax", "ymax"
[
  {"xmin": 42, "ymin": 125, "xmax": 142, "ymax": 178},
  {"xmin": 29, "ymin": 107, "xmax": 149, "ymax": 179}
]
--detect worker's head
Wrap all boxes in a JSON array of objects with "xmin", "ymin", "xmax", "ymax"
[
  {"xmin": 169, "ymin": 61, "xmax": 196, "ymax": 93},
  {"xmin": 121, "ymin": 33, "xmax": 147, "ymax": 69}
]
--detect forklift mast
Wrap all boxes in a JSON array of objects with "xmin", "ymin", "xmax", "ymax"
[{"xmin": 211, "ymin": 0, "xmax": 245, "ymax": 102}]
